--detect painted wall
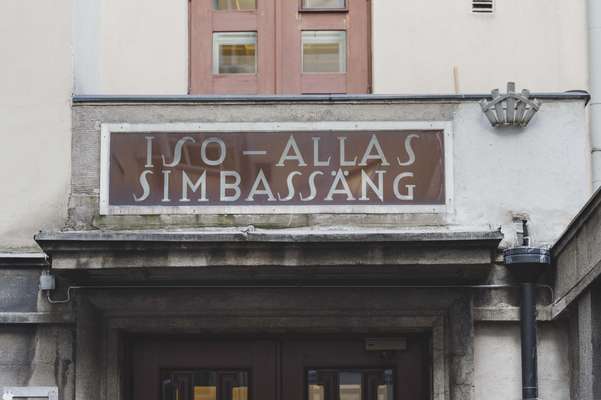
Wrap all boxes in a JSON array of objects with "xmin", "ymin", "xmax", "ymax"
[
  {"xmin": 0, "ymin": 0, "xmax": 72, "ymax": 251},
  {"xmin": 74, "ymin": 0, "xmax": 188, "ymax": 95},
  {"xmin": 73, "ymin": 0, "xmax": 587, "ymax": 95},
  {"xmin": 474, "ymin": 322, "xmax": 571, "ymax": 400},
  {"xmin": 372, "ymin": 0, "xmax": 588, "ymax": 94},
  {"xmin": 452, "ymin": 100, "xmax": 591, "ymax": 247}
]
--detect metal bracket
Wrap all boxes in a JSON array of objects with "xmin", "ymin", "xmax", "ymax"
[{"xmin": 1, "ymin": 387, "xmax": 58, "ymax": 400}]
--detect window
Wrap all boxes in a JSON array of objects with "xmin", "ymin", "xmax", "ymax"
[
  {"xmin": 212, "ymin": 32, "xmax": 257, "ymax": 74},
  {"xmin": 302, "ymin": 31, "xmax": 347, "ymax": 73},
  {"xmin": 214, "ymin": 0, "xmax": 256, "ymax": 11},
  {"xmin": 301, "ymin": 0, "xmax": 346, "ymax": 10},
  {"xmin": 161, "ymin": 369, "xmax": 249, "ymax": 400},
  {"xmin": 190, "ymin": 0, "xmax": 369, "ymax": 94},
  {"xmin": 307, "ymin": 369, "xmax": 394, "ymax": 400}
]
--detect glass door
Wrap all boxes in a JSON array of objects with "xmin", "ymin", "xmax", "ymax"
[
  {"xmin": 132, "ymin": 338, "xmax": 277, "ymax": 400},
  {"xmin": 131, "ymin": 336, "xmax": 430, "ymax": 400},
  {"xmin": 281, "ymin": 337, "xmax": 430, "ymax": 400}
]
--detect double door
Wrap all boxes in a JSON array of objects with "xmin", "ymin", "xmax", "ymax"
[{"xmin": 132, "ymin": 336, "xmax": 430, "ymax": 400}]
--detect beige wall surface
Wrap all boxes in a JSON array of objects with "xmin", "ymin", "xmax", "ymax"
[
  {"xmin": 74, "ymin": 0, "xmax": 188, "ymax": 95},
  {"xmin": 73, "ymin": 0, "xmax": 588, "ymax": 95},
  {"xmin": 0, "ymin": 0, "xmax": 72, "ymax": 251},
  {"xmin": 372, "ymin": 0, "xmax": 588, "ymax": 94},
  {"xmin": 475, "ymin": 322, "xmax": 571, "ymax": 400}
]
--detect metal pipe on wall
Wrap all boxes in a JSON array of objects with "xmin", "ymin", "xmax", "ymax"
[
  {"xmin": 520, "ymin": 282, "xmax": 538, "ymax": 400},
  {"xmin": 589, "ymin": 0, "xmax": 601, "ymax": 189}
]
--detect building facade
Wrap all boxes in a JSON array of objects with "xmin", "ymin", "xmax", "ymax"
[{"xmin": 1, "ymin": 1, "xmax": 600, "ymax": 400}]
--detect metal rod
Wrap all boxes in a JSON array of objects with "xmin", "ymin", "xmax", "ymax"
[
  {"xmin": 520, "ymin": 282, "xmax": 539, "ymax": 400},
  {"xmin": 44, "ymin": 283, "xmax": 554, "ymax": 304}
]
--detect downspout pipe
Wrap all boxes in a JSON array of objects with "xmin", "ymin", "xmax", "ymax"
[
  {"xmin": 589, "ymin": 0, "xmax": 601, "ymax": 189},
  {"xmin": 504, "ymin": 222, "xmax": 551, "ymax": 400},
  {"xmin": 519, "ymin": 282, "xmax": 538, "ymax": 400}
]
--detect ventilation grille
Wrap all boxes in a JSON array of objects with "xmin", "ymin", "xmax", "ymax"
[{"xmin": 472, "ymin": 0, "xmax": 493, "ymax": 13}]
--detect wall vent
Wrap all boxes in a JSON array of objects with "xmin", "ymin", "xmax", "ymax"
[{"xmin": 472, "ymin": 0, "xmax": 493, "ymax": 13}]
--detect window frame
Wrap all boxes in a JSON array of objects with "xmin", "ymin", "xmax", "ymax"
[
  {"xmin": 213, "ymin": 0, "xmax": 258, "ymax": 12},
  {"xmin": 299, "ymin": 0, "xmax": 348, "ymax": 13},
  {"xmin": 212, "ymin": 31, "xmax": 258, "ymax": 75},
  {"xmin": 301, "ymin": 30, "xmax": 348, "ymax": 74}
]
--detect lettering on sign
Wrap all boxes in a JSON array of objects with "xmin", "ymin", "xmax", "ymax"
[{"xmin": 100, "ymin": 123, "xmax": 451, "ymax": 214}]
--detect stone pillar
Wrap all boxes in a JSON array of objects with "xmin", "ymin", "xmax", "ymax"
[
  {"xmin": 449, "ymin": 294, "xmax": 475, "ymax": 400},
  {"xmin": 575, "ymin": 286, "xmax": 601, "ymax": 399}
]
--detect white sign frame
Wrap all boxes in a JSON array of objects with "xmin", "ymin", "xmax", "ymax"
[{"xmin": 100, "ymin": 121, "xmax": 454, "ymax": 215}]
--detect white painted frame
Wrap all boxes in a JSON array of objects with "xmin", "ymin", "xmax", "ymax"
[
  {"xmin": 99, "ymin": 121, "xmax": 454, "ymax": 215},
  {"xmin": 1, "ymin": 387, "xmax": 58, "ymax": 400}
]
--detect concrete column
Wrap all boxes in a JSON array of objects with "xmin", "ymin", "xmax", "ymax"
[
  {"xmin": 449, "ymin": 295, "xmax": 475, "ymax": 400},
  {"xmin": 575, "ymin": 287, "xmax": 601, "ymax": 399}
]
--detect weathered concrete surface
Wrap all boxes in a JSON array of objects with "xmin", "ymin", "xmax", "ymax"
[
  {"xmin": 69, "ymin": 99, "xmax": 590, "ymax": 248},
  {"xmin": 553, "ymin": 188, "xmax": 601, "ymax": 313},
  {"xmin": 35, "ymin": 229, "xmax": 501, "ymax": 285},
  {"xmin": 569, "ymin": 287, "xmax": 601, "ymax": 400},
  {"xmin": 474, "ymin": 321, "xmax": 571, "ymax": 400},
  {"xmin": 0, "ymin": 326, "xmax": 74, "ymax": 400},
  {"xmin": 74, "ymin": 287, "xmax": 472, "ymax": 400},
  {"xmin": 0, "ymin": 269, "xmax": 43, "ymax": 312}
]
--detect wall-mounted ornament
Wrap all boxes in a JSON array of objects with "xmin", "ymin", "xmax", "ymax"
[{"xmin": 480, "ymin": 82, "xmax": 542, "ymax": 127}]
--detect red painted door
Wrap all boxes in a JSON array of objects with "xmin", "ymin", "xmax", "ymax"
[{"xmin": 190, "ymin": 0, "xmax": 276, "ymax": 94}]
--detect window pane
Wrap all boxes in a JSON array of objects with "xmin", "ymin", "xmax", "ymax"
[
  {"xmin": 307, "ymin": 369, "xmax": 394, "ymax": 400},
  {"xmin": 302, "ymin": 31, "xmax": 346, "ymax": 73},
  {"xmin": 302, "ymin": 0, "xmax": 346, "ymax": 9},
  {"xmin": 214, "ymin": 0, "xmax": 256, "ymax": 10},
  {"xmin": 161, "ymin": 370, "xmax": 248, "ymax": 400},
  {"xmin": 213, "ymin": 32, "xmax": 257, "ymax": 74},
  {"xmin": 339, "ymin": 372, "xmax": 362, "ymax": 400}
]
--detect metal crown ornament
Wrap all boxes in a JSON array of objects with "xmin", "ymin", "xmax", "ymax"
[{"xmin": 480, "ymin": 82, "xmax": 542, "ymax": 127}]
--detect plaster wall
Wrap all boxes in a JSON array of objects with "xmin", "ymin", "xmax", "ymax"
[
  {"xmin": 73, "ymin": 0, "xmax": 188, "ymax": 95},
  {"xmin": 372, "ymin": 0, "xmax": 588, "ymax": 94},
  {"xmin": 70, "ymin": 99, "xmax": 590, "ymax": 247},
  {"xmin": 0, "ymin": 0, "xmax": 72, "ymax": 251},
  {"xmin": 474, "ymin": 322, "xmax": 571, "ymax": 400},
  {"xmin": 73, "ymin": 0, "xmax": 587, "ymax": 95}
]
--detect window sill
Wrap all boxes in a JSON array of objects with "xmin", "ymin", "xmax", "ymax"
[{"xmin": 298, "ymin": 8, "xmax": 348, "ymax": 13}]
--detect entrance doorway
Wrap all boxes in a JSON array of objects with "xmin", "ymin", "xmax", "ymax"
[{"xmin": 131, "ymin": 335, "xmax": 431, "ymax": 400}]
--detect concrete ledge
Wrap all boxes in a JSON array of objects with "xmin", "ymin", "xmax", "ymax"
[
  {"xmin": 552, "ymin": 256, "xmax": 601, "ymax": 319},
  {"xmin": 34, "ymin": 228, "xmax": 501, "ymax": 284},
  {"xmin": 474, "ymin": 306, "xmax": 552, "ymax": 322},
  {"xmin": 72, "ymin": 92, "xmax": 591, "ymax": 105},
  {"xmin": 0, "ymin": 312, "xmax": 74, "ymax": 324},
  {"xmin": 35, "ymin": 227, "xmax": 503, "ymax": 246},
  {"xmin": 0, "ymin": 253, "xmax": 49, "ymax": 268}
]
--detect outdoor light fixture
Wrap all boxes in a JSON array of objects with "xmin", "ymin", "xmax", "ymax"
[{"xmin": 480, "ymin": 82, "xmax": 542, "ymax": 128}]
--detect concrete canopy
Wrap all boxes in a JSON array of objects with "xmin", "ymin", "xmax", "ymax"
[{"xmin": 34, "ymin": 227, "xmax": 502, "ymax": 285}]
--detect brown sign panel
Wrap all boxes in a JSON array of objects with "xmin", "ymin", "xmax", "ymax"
[{"xmin": 105, "ymin": 128, "xmax": 446, "ymax": 213}]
